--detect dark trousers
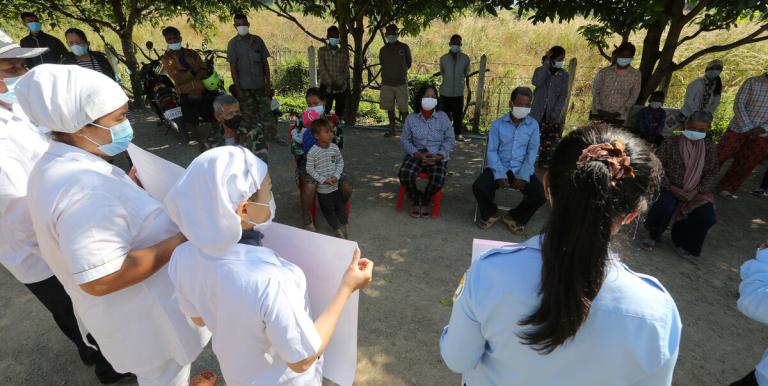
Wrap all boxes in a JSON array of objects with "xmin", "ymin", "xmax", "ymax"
[
  {"xmin": 644, "ymin": 190, "xmax": 717, "ymax": 256},
  {"xmin": 729, "ymin": 370, "xmax": 758, "ymax": 386},
  {"xmin": 440, "ymin": 96, "xmax": 464, "ymax": 137},
  {"xmin": 398, "ymin": 156, "xmax": 447, "ymax": 205},
  {"xmin": 317, "ymin": 189, "xmax": 348, "ymax": 230},
  {"xmin": 472, "ymin": 168, "xmax": 546, "ymax": 226},
  {"xmin": 761, "ymin": 169, "xmax": 768, "ymax": 190},
  {"xmin": 25, "ymin": 276, "xmax": 123, "ymax": 378},
  {"xmin": 323, "ymin": 88, "xmax": 348, "ymax": 118}
]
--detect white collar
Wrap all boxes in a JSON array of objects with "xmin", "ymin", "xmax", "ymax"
[{"xmin": 46, "ymin": 140, "xmax": 113, "ymax": 174}]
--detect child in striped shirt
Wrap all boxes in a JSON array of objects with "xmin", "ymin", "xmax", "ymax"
[{"xmin": 305, "ymin": 118, "xmax": 349, "ymax": 238}]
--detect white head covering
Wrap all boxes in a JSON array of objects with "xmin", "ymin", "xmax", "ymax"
[
  {"xmin": 164, "ymin": 146, "xmax": 269, "ymax": 256},
  {"xmin": 15, "ymin": 64, "xmax": 128, "ymax": 133},
  {"xmin": 0, "ymin": 28, "xmax": 48, "ymax": 59}
]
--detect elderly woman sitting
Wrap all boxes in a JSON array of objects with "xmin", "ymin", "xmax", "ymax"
[
  {"xmin": 642, "ymin": 110, "xmax": 719, "ymax": 258},
  {"xmin": 398, "ymin": 84, "xmax": 455, "ymax": 218}
]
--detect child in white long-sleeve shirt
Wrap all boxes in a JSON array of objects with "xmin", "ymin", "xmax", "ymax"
[{"xmin": 305, "ymin": 118, "xmax": 349, "ymax": 238}]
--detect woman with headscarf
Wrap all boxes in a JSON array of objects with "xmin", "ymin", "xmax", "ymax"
[
  {"xmin": 642, "ymin": 111, "xmax": 719, "ymax": 258},
  {"xmin": 18, "ymin": 64, "xmax": 210, "ymax": 386},
  {"xmin": 163, "ymin": 146, "xmax": 373, "ymax": 385},
  {"xmin": 681, "ymin": 59, "xmax": 723, "ymax": 118}
]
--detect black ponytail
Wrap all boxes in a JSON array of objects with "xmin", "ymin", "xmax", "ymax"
[{"xmin": 518, "ymin": 124, "xmax": 661, "ymax": 354}]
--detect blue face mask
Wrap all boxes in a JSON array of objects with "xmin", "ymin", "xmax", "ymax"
[
  {"xmin": 70, "ymin": 44, "xmax": 89, "ymax": 56},
  {"xmin": 553, "ymin": 61, "xmax": 565, "ymax": 69},
  {"xmin": 616, "ymin": 57, "xmax": 632, "ymax": 67},
  {"xmin": 706, "ymin": 70, "xmax": 721, "ymax": 79},
  {"xmin": 310, "ymin": 105, "xmax": 325, "ymax": 115},
  {"xmin": 329, "ymin": 38, "xmax": 340, "ymax": 47},
  {"xmin": 386, "ymin": 35, "xmax": 397, "ymax": 44},
  {"xmin": 84, "ymin": 119, "xmax": 134, "ymax": 156},
  {"xmin": 0, "ymin": 76, "xmax": 21, "ymax": 105},
  {"xmin": 450, "ymin": 45, "xmax": 461, "ymax": 54},
  {"xmin": 168, "ymin": 42, "xmax": 182, "ymax": 51},
  {"xmin": 27, "ymin": 22, "xmax": 42, "ymax": 33}
]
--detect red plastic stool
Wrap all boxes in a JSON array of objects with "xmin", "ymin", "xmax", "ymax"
[
  {"xmin": 310, "ymin": 195, "xmax": 350, "ymax": 223},
  {"xmin": 396, "ymin": 171, "xmax": 443, "ymax": 219}
]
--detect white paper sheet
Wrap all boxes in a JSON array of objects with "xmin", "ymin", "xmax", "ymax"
[
  {"xmin": 471, "ymin": 239, "xmax": 521, "ymax": 263},
  {"xmin": 262, "ymin": 222, "xmax": 359, "ymax": 386},
  {"xmin": 127, "ymin": 144, "xmax": 186, "ymax": 201}
]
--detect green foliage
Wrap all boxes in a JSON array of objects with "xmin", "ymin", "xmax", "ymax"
[
  {"xmin": 274, "ymin": 56, "xmax": 309, "ymax": 95},
  {"xmin": 274, "ymin": 94, "xmax": 307, "ymax": 117}
]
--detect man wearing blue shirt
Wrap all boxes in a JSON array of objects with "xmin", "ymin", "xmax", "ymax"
[{"xmin": 473, "ymin": 87, "xmax": 545, "ymax": 233}]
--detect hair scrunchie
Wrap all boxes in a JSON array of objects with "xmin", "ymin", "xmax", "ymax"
[{"xmin": 576, "ymin": 140, "xmax": 635, "ymax": 187}]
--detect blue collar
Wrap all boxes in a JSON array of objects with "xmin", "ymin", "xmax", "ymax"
[
  {"xmin": 238, "ymin": 229, "xmax": 264, "ymax": 247},
  {"xmin": 501, "ymin": 114, "xmax": 531, "ymax": 127}
]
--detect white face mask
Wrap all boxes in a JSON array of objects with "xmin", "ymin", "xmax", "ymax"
[
  {"xmin": 236, "ymin": 26, "xmax": 250, "ymax": 36},
  {"xmin": 247, "ymin": 197, "xmax": 275, "ymax": 230},
  {"xmin": 421, "ymin": 97, "xmax": 438, "ymax": 111},
  {"xmin": 682, "ymin": 130, "xmax": 706, "ymax": 141},
  {"xmin": 511, "ymin": 106, "xmax": 531, "ymax": 119},
  {"xmin": 650, "ymin": 101, "xmax": 663, "ymax": 109}
]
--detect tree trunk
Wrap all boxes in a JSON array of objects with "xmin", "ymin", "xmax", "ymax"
[
  {"xmin": 118, "ymin": 29, "xmax": 143, "ymax": 108},
  {"xmin": 637, "ymin": 20, "xmax": 665, "ymax": 103},
  {"xmin": 346, "ymin": 21, "xmax": 365, "ymax": 125}
]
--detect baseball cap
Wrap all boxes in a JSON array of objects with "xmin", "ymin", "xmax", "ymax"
[{"xmin": 0, "ymin": 29, "xmax": 48, "ymax": 59}]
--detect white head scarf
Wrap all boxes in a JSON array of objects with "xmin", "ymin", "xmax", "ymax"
[
  {"xmin": 164, "ymin": 146, "xmax": 269, "ymax": 256},
  {"xmin": 15, "ymin": 64, "xmax": 127, "ymax": 133}
]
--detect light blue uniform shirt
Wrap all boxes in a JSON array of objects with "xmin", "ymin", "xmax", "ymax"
[
  {"xmin": 440, "ymin": 236, "xmax": 682, "ymax": 386},
  {"xmin": 737, "ymin": 248, "xmax": 768, "ymax": 385},
  {"xmin": 486, "ymin": 114, "xmax": 540, "ymax": 182}
]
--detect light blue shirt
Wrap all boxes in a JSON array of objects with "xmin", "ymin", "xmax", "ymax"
[
  {"xmin": 487, "ymin": 114, "xmax": 540, "ymax": 182},
  {"xmin": 737, "ymin": 248, "xmax": 768, "ymax": 385},
  {"xmin": 440, "ymin": 236, "xmax": 682, "ymax": 386}
]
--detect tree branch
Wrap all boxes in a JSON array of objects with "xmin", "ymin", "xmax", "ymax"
[
  {"xmin": 261, "ymin": 2, "xmax": 327, "ymax": 44},
  {"xmin": 675, "ymin": 25, "xmax": 768, "ymax": 70},
  {"xmin": 676, "ymin": 24, "xmax": 717, "ymax": 47},
  {"xmin": 28, "ymin": 0, "xmax": 116, "ymax": 32},
  {"xmin": 597, "ymin": 45, "xmax": 611, "ymax": 62}
]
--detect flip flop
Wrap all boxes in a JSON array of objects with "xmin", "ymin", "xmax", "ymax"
[{"xmin": 410, "ymin": 205, "xmax": 421, "ymax": 218}]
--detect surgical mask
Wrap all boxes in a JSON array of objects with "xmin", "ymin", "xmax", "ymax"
[
  {"xmin": 386, "ymin": 35, "xmax": 397, "ymax": 44},
  {"xmin": 421, "ymin": 97, "xmax": 438, "ymax": 111},
  {"xmin": 682, "ymin": 130, "xmax": 706, "ymax": 141},
  {"xmin": 236, "ymin": 26, "xmax": 250, "ymax": 36},
  {"xmin": 616, "ymin": 57, "xmax": 632, "ymax": 67},
  {"xmin": 329, "ymin": 38, "xmax": 340, "ymax": 47},
  {"xmin": 84, "ymin": 119, "xmax": 134, "ymax": 156},
  {"xmin": 247, "ymin": 197, "xmax": 275, "ymax": 230},
  {"xmin": 70, "ymin": 44, "xmax": 88, "ymax": 56},
  {"xmin": 0, "ymin": 75, "xmax": 21, "ymax": 105},
  {"xmin": 511, "ymin": 106, "xmax": 531, "ymax": 119},
  {"xmin": 310, "ymin": 105, "xmax": 325, "ymax": 114},
  {"xmin": 224, "ymin": 137, "xmax": 236, "ymax": 146},
  {"xmin": 553, "ymin": 61, "xmax": 565, "ymax": 69},
  {"xmin": 26, "ymin": 22, "xmax": 41, "ymax": 33},
  {"xmin": 224, "ymin": 114, "xmax": 242, "ymax": 130},
  {"xmin": 706, "ymin": 70, "xmax": 721, "ymax": 79},
  {"xmin": 168, "ymin": 42, "xmax": 182, "ymax": 51},
  {"xmin": 450, "ymin": 45, "xmax": 461, "ymax": 54},
  {"xmin": 650, "ymin": 101, "xmax": 663, "ymax": 109}
]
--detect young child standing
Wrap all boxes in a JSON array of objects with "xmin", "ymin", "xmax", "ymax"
[
  {"xmin": 305, "ymin": 118, "xmax": 349, "ymax": 238},
  {"xmin": 634, "ymin": 90, "xmax": 667, "ymax": 146}
]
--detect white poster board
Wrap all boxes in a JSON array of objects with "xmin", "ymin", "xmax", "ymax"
[
  {"xmin": 127, "ymin": 144, "xmax": 186, "ymax": 200},
  {"xmin": 262, "ymin": 223, "xmax": 359, "ymax": 386}
]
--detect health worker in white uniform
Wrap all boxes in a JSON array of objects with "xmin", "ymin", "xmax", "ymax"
[
  {"xmin": 164, "ymin": 146, "xmax": 373, "ymax": 386},
  {"xmin": 0, "ymin": 31, "xmax": 129, "ymax": 383},
  {"xmin": 731, "ymin": 243, "xmax": 768, "ymax": 386},
  {"xmin": 18, "ymin": 64, "xmax": 211, "ymax": 386},
  {"xmin": 440, "ymin": 124, "xmax": 682, "ymax": 386}
]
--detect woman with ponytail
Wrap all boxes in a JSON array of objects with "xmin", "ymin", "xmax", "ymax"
[{"xmin": 440, "ymin": 123, "xmax": 681, "ymax": 385}]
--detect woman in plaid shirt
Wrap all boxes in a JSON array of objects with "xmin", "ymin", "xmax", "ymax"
[{"xmin": 398, "ymin": 84, "xmax": 455, "ymax": 218}]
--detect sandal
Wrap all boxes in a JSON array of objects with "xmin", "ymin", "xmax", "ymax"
[
  {"xmin": 190, "ymin": 371, "xmax": 218, "ymax": 386},
  {"xmin": 410, "ymin": 205, "xmax": 421, "ymax": 218},
  {"xmin": 304, "ymin": 222, "xmax": 317, "ymax": 232},
  {"xmin": 420, "ymin": 206, "xmax": 430, "ymax": 218},
  {"xmin": 476, "ymin": 214, "xmax": 500, "ymax": 229},
  {"xmin": 502, "ymin": 215, "xmax": 525, "ymax": 235}
]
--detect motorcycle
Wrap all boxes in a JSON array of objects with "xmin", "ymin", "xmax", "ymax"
[{"xmin": 138, "ymin": 41, "xmax": 187, "ymax": 142}]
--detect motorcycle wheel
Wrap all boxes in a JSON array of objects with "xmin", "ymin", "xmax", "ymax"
[{"xmin": 171, "ymin": 118, "xmax": 189, "ymax": 143}]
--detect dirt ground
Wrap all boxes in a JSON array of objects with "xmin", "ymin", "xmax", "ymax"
[{"xmin": 2, "ymin": 111, "xmax": 768, "ymax": 386}]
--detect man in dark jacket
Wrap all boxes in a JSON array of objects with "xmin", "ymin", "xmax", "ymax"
[{"xmin": 19, "ymin": 12, "xmax": 67, "ymax": 68}]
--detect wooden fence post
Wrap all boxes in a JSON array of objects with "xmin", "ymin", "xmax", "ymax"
[
  {"xmin": 559, "ymin": 57, "xmax": 578, "ymax": 125},
  {"xmin": 308, "ymin": 46, "xmax": 317, "ymax": 88},
  {"xmin": 471, "ymin": 54, "xmax": 487, "ymax": 133}
]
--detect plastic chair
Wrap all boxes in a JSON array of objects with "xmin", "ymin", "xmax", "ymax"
[{"xmin": 396, "ymin": 171, "xmax": 443, "ymax": 219}]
